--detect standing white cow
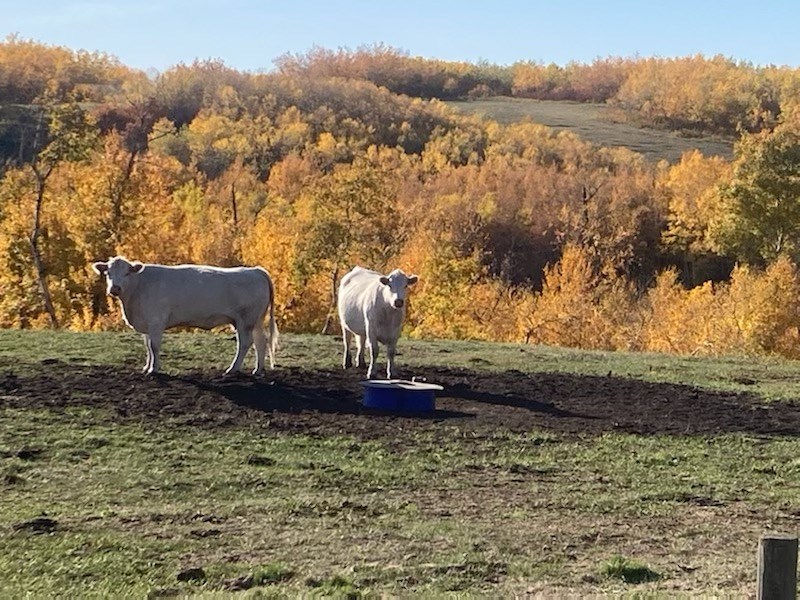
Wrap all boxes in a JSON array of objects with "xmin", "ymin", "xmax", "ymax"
[
  {"xmin": 92, "ymin": 256, "xmax": 278, "ymax": 375},
  {"xmin": 338, "ymin": 266, "xmax": 418, "ymax": 379}
]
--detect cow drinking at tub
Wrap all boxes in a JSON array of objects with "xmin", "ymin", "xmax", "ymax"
[
  {"xmin": 92, "ymin": 256, "xmax": 278, "ymax": 375},
  {"xmin": 338, "ymin": 266, "xmax": 418, "ymax": 379}
]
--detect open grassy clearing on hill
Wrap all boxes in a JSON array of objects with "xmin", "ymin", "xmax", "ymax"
[
  {"xmin": 2, "ymin": 330, "xmax": 800, "ymax": 597},
  {"xmin": 446, "ymin": 97, "xmax": 735, "ymax": 163}
]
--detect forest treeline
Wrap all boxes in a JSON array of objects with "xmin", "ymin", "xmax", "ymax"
[
  {"xmin": 275, "ymin": 45, "xmax": 797, "ymax": 135},
  {"xmin": 3, "ymin": 36, "xmax": 800, "ymax": 359}
]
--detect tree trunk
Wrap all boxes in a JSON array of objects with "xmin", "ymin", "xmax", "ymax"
[
  {"xmin": 320, "ymin": 267, "xmax": 340, "ymax": 335},
  {"xmin": 29, "ymin": 172, "xmax": 58, "ymax": 329},
  {"xmin": 229, "ymin": 182, "xmax": 242, "ymax": 263},
  {"xmin": 107, "ymin": 148, "xmax": 139, "ymax": 252},
  {"xmin": 230, "ymin": 182, "xmax": 238, "ymax": 227}
]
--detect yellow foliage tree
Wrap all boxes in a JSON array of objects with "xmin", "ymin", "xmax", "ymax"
[
  {"xmin": 660, "ymin": 150, "xmax": 730, "ymax": 247},
  {"xmin": 519, "ymin": 244, "xmax": 639, "ymax": 350},
  {"xmin": 720, "ymin": 258, "xmax": 800, "ymax": 356},
  {"xmin": 642, "ymin": 270, "xmax": 720, "ymax": 355},
  {"xmin": 242, "ymin": 198, "xmax": 327, "ymax": 332},
  {"xmin": 643, "ymin": 257, "xmax": 800, "ymax": 357}
]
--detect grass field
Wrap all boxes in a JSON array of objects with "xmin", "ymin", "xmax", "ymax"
[
  {"xmin": 445, "ymin": 97, "xmax": 735, "ymax": 164},
  {"xmin": 2, "ymin": 329, "xmax": 800, "ymax": 597}
]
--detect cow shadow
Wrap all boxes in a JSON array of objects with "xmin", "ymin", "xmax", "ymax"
[
  {"xmin": 6, "ymin": 359, "xmax": 799, "ymax": 437},
  {"xmin": 439, "ymin": 381, "xmax": 594, "ymax": 420},
  {"xmin": 152, "ymin": 364, "xmax": 800, "ymax": 437},
  {"xmin": 181, "ymin": 369, "xmax": 474, "ymax": 421},
  {"xmin": 406, "ymin": 365, "xmax": 800, "ymax": 437},
  {"xmin": 180, "ymin": 366, "xmax": 600, "ymax": 423}
]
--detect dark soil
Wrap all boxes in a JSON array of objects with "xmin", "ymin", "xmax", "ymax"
[{"xmin": 2, "ymin": 360, "xmax": 800, "ymax": 439}]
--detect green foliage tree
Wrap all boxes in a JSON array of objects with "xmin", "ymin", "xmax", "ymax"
[{"xmin": 715, "ymin": 123, "xmax": 800, "ymax": 264}]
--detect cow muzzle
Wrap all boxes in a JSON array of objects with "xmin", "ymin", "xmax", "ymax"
[
  {"xmin": 109, "ymin": 285, "xmax": 121, "ymax": 297},
  {"xmin": 393, "ymin": 299, "xmax": 404, "ymax": 308}
]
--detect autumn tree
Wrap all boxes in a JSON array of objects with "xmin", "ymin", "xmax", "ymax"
[
  {"xmin": 643, "ymin": 258, "xmax": 800, "ymax": 357},
  {"xmin": 554, "ymin": 149, "xmax": 664, "ymax": 283},
  {"xmin": 155, "ymin": 60, "xmax": 252, "ymax": 128},
  {"xmin": 0, "ymin": 34, "xmax": 133, "ymax": 105},
  {"xmin": 658, "ymin": 150, "xmax": 732, "ymax": 284},
  {"xmin": 294, "ymin": 155, "xmax": 400, "ymax": 332},
  {"xmin": 612, "ymin": 55, "xmax": 780, "ymax": 134},
  {"xmin": 518, "ymin": 243, "xmax": 639, "ymax": 350},
  {"xmin": 274, "ymin": 44, "xmax": 511, "ymax": 99},
  {"xmin": 25, "ymin": 98, "xmax": 97, "ymax": 327}
]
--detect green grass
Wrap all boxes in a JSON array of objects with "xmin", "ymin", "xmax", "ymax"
[
  {"xmin": 446, "ymin": 97, "xmax": 734, "ymax": 164},
  {"xmin": 2, "ymin": 329, "xmax": 800, "ymax": 596}
]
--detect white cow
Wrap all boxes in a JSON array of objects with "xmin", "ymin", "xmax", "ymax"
[
  {"xmin": 338, "ymin": 266, "xmax": 418, "ymax": 379},
  {"xmin": 92, "ymin": 256, "xmax": 278, "ymax": 375}
]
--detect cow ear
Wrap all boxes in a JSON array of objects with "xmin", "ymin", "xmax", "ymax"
[
  {"xmin": 92, "ymin": 262, "xmax": 108, "ymax": 275},
  {"xmin": 129, "ymin": 262, "xmax": 144, "ymax": 274},
  {"xmin": 407, "ymin": 275, "xmax": 418, "ymax": 286},
  {"xmin": 379, "ymin": 276, "xmax": 390, "ymax": 286}
]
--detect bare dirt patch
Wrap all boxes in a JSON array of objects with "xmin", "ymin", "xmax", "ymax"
[{"xmin": 2, "ymin": 360, "xmax": 799, "ymax": 438}]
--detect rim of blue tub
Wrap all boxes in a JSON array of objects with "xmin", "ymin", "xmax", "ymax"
[{"xmin": 359, "ymin": 379, "xmax": 444, "ymax": 391}]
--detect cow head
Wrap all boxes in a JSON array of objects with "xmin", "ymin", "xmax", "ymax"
[
  {"xmin": 379, "ymin": 269, "xmax": 418, "ymax": 309},
  {"xmin": 92, "ymin": 256, "xmax": 144, "ymax": 297}
]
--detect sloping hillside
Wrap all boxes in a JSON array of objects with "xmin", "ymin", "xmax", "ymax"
[{"xmin": 446, "ymin": 97, "xmax": 734, "ymax": 163}]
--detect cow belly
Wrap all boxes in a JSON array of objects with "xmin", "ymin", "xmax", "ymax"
[
  {"xmin": 342, "ymin": 318, "xmax": 366, "ymax": 337},
  {"xmin": 169, "ymin": 312, "xmax": 234, "ymax": 330},
  {"xmin": 162, "ymin": 286, "xmax": 265, "ymax": 330},
  {"xmin": 376, "ymin": 332, "xmax": 398, "ymax": 345}
]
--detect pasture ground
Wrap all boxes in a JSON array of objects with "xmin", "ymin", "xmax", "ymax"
[
  {"xmin": 445, "ymin": 97, "xmax": 735, "ymax": 163},
  {"xmin": 2, "ymin": 330, "xmax": 800, "ymax": 597}
]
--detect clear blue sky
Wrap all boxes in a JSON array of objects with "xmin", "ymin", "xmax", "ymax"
[{"xmin": 6, "ymin": 0, "xmax": 800, "ymax": 72}]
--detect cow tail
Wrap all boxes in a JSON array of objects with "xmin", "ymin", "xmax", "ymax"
[{"xmin": 266, "ymin": 271, "xmax": 279, "ymax": 364}]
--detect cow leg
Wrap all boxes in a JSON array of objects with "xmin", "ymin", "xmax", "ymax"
[
  {"xmin": 365, "ymin": 326, "xmax": 380, "ymax": 379},
  {"xmin": 145, "ymin": 328, "xmax": 164, "ymax": 374},
  {"xmin": 142, "ymin": 334, "xmax": 153, "ymax": 374},
  {"xmin": 226, "ymin": 325, "xmax": 253, "ymax": 375},
  {"xmin": 341, "ymin": 329, "xmax": 353, "ymax": 369},
  {"xmin": 386, "ymin": 340, "xmax": 397, "ymax": 379},
  {"xmin": 252, "ymin": 324, "xmax": 267, "ymax": 376},
  {"xmin": 355, "ymin": 334, "xmax": 366, "ymax": 368}
]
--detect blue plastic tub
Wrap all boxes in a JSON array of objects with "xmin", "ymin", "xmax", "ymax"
[{"xmin": 360, "ymin": 379, "xmax": 443, "ymax": 411}]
